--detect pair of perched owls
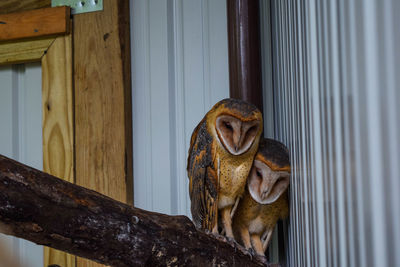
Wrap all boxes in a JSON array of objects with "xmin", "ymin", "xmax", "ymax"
[{"xmin": 187, "ymin": 98, "xmax": 290, "ymax": 256}]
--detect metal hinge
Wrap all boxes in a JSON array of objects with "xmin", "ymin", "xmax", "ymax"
[{"xmin": 51, "ymin": 0, "xmax": 103, "ymax": 14}]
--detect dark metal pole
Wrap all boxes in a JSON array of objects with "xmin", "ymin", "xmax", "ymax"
[{"xmin": 227, "ymin": 0, "xmax": 263, "ymax": 112}]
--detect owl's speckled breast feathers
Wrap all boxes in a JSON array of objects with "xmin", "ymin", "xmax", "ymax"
[
  {"xmin": 234, "ymin": 186, "xmax": 289, "ymax": 235},
  {"xmin": 214, "ymin": 138, "xmax": 257, "ymax": 208}
]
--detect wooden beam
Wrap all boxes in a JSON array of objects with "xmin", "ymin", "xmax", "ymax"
[
  {"xmin": 73, "ymin": 0, "xmax": 132, "ymax": 265},
  {"xmin": 0, "ymin": 155, "xmax": 271, "ymax": 267},
  {"xmin": 227, "ymin": 0, "xmax": 263, "ymax": 112},
  {"xmin": 0, "ymin": 6, "xmax": 70, "ymax": 42},
  {"xmin": 0, "ymin": 0, "xmax": 50, "ymax": 15},
  {"xmin": 74, "ymin": 0, "xmax": 132, "ymax": 204},
  {"xmin": 0, "ymin": 37, "xmax": 54, "ymax": 65},
  {"xmin": 41, "ymin": 34, "xmax": 76, "ymax": 267}
]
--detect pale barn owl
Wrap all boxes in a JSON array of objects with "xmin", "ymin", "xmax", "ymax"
[
  {"xmin": 187, "ymin": 98, "xmax": 263, "ymax": 239},
  {"xmin": 233, "ymin": 138, "xmax": 290, "ymax": 256}
]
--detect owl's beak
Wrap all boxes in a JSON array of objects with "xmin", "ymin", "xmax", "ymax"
[
  {"xmin": 234, "ymin": 141, "xmax": 240, "ymax": 152},
  {"xmin": 261, "ymin": 178, "xmax": 276, "ymax": 200},
  {"xmin": 234, "ymin": 135, "xmax": 242, "ymax": 152},
  {"xmin": 261, "ymin": 189, "xmax": 270, "ymax": 200},
  {"xmin": 234, "ymin": 125, "xmax": 244, "ymax": 152}
]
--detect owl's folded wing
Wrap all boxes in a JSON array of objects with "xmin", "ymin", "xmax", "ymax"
[{"xmin": 187, "ymin": 120, "xmax": 218, "ymax": 231}]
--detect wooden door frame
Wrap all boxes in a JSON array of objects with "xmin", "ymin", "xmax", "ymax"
[{"xmin": 0, "ymin": 2, "xmax": 133, "ymax": 267}]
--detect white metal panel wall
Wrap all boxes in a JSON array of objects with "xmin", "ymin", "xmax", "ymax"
[
  {"xmin": 265, "ymin": 0, "xmax": 400, "ymax": 266},
  {"xmin": 0, "ymin": 64, "xmax": 43, "ymax": 266},
  {"xmin": 130, "ymin": 0, "xmax": 229, "ymax": 216}
]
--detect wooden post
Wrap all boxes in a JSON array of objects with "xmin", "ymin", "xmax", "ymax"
[
  {"xmin": 227, "ymin": 0, "xmax": 263, "ymax": 112},
  {"xmin": 42, "ymin": 34, "xmax": 76, "ymax": 267},
  {"xmin": 73, "ymin": 0, "xmax": 133, "ymax": 266}
]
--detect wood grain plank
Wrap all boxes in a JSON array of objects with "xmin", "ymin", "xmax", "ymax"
[
  {"xmin": 0, "ymin": 37, "xmax": 54, "ymax": 65},
  {"xmin": 73, "ymin": 0, "xmax": 132, "ymax": 266},
  {"xmin": 0, "ymin": 0, "xmax": 50, "ymax": 15},
  {"xmin": 41, "ymin": 34, "xmax": 76, "ymax": 267},
  {"xmin": 118, "ymin": 0, "xmax": 133, "ymax": 205},
  {"xmin": 0, "ymin": 6, "xmax": 70, "ymax": 41}
]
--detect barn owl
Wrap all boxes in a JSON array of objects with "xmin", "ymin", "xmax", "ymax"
[
  {"xmin": 187, "ymin": 98, "xmax": 263, "ymax": 239},
  {"xmin": 232, "ymin": 138, "xmax": 290, "ymax": 256}
]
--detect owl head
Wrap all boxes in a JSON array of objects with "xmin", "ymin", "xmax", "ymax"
[
  {"xmin": 248, "ymin": 138, "xmax": 291, "ymax": 204},
  {"xmin": 208, "ymin": 98, "xmax": 263, "ymax": 156}
]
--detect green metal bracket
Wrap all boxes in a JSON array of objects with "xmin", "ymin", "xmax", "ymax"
[{"xmin": 51, "ymin": 0, "xmax": 103, "ymax": 14}]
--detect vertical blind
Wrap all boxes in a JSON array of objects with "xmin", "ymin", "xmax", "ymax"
[{"xmin": 264, "ymin": 0, "xmax": 400, "ymax": 266}]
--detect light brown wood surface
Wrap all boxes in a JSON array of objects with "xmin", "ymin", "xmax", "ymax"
[
  {"xmin": 42, "ymin": 34, "xmax": 76, "ymax": 267},
  {"xmin": 0, "ymin": 0, "xmax": 50, "ymax": 15},
  {"xmin": 0, "ymin": 2, "xmax": 132, "ymax": 267},
  {"xmin": 73, "ymin": 0, "xmax": 132, "ymax": 266},
  {"xmin": 0, "ymin": 37, "xmax": 54, "ymax": 65},
  {"xmin": 0, "ymin": 6, "xmax": 70, "ymax": 41}
]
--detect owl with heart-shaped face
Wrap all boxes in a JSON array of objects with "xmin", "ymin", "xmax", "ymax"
[
  {"xmin": 187, "ymin": 98, "xmax": 263, "ymax": 238},
  {"xmin": 233, "ymin": 138, "xmax": 290, "ymax": 255}
]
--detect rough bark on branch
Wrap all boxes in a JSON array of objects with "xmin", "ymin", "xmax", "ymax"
[{"xmin": 0, "ymin": 155, "xmax": 275, "ymax": 267}]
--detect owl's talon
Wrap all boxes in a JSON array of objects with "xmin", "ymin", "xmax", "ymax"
[
  {"xmin": 257, "ymin": 255, "xmax": 268, "ymax": 264},
  {"xmin": 226, "ymin": 237, "xmax": 239, "ymax": 248},
  {"xmin": 220, "ymin": 235, "xmax": 228, "ymax": 242},
  {"xmin": 226, "ymin": 236, "xmax": 234, "ymax": 243},
  {"xmin": 248, "ymin": 247, "xmax": 256, "ymax": 257},
  {"xmin": 211, "ymin": 231, "xmax": 220, "ymax": 237},
  {"xmin": 209, "ymin": 232, "xmax": 227, "ymax": 243},
  {"xmin": 243, "ymin": 248, "xmax": 253, "ymax": 260}
]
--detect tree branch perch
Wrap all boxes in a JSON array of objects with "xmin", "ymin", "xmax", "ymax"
[{"xmin": 0, "ymin": 155, "xmax": 276, "ymax": 266}]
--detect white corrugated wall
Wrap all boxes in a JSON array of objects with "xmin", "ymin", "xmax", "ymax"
[
  {"xmin": 0, "ymin": 63, "xmax": 44, "ymax": 266},
  {"xmin": 130, "ymin": 0, "xmax": 230, "ymax": 216},
  {"xmin": 262, "ymin": 0, "xmax": 400, "ymax": 266}
]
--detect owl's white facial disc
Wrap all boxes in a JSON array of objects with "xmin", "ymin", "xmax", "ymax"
[
  {"xmin": 248, "ymin": 160, "xmax": 290, "ymax": 204},
  {"xmin": 215, "ymin": 114, "xmax": 260, "ymax": 156}
]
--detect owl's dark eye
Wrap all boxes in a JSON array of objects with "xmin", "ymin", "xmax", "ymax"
[
  {"xmin": 224, "ymin": 121, "xmax": 233, "ymax": 131},
  {"xmin": 256, "ymin": 169, "xmax": 262, "ymax": 178},
  {"xmin": 247, "ymin": 125, "xmax": 258, "ymax": 134}
]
